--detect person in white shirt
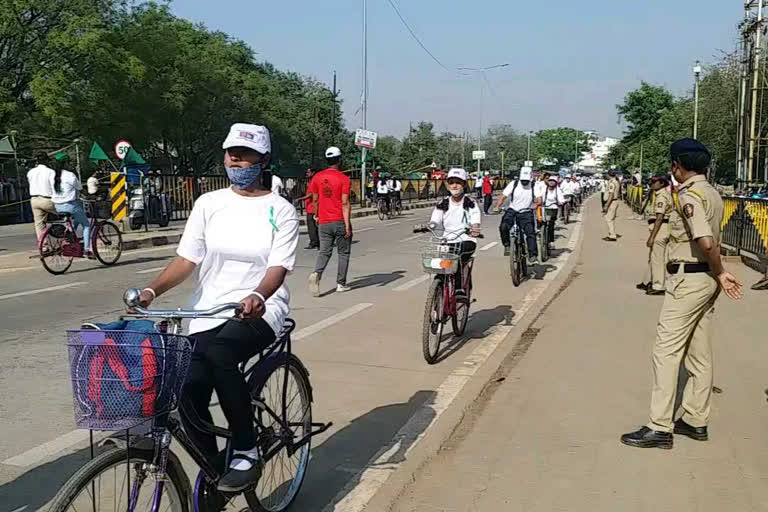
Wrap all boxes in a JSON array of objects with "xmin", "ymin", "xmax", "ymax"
[
  {"xmin": 393, "ymin": 177, "xmax": 403, "ymax": 208},
  {"xmin": 542, "ymin": 177, "xmax": 565, "ymax": 249},
  {"xmin": 571, "ymin": 176, "xmax": 582, "ymax": 206},
  {"xmin": 534, "ymin": 172, "xmax": 548, "ymax": 198},
  {"xmin": 376, "ymin": 177, "xmax": 390, "ymax": 211},
  {"xmin": 473, "ymin": 173, "xmax": 483, "ymax": 200},
  {"xmin": 497, "ymin": 167, "xmax": 542, "ymax": 263},
  {"xmin": 136, "ymin": 123, "xmax": 299, "ymax": 493},
  {"xmin": 27, "ymin": 151, "xmax": 57, "ymax": 242},
  {"xmin": 429, "ymin": 168, "xmax": 481, "ymax": 293},
  {"xmin": 50, "ymin": 153, "xmax": 92, "ymax": 256},
  {"xmin": 271, "ymin": 172, "xmax": 284, "ymax": 196}
]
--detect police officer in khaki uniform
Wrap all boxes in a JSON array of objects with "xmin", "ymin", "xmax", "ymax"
[
  {"xmin": 621, "ymin": 139, "xmax": 742, "ymax": 449},
  {"xmin": 602, "ymin": 171, "xmax": 621, "ymax": 241},
  {"xmin": 637, "ymin": 174, "xmax": 674, "ymax": 295}
]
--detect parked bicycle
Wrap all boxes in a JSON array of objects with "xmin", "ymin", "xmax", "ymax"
[
  {"xmin": 49, "ymin": 288, "xmax": 331, "ymax": 512},
  {"xmin": 420, "ymin": 225, "xmax": 482, "ymax": 364},
  {"xmin": 38, "ymin": 199, "xmax": 123, "ymax": 275}
]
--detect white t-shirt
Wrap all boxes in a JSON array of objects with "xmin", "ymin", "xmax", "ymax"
[
  {"xmin": 27, "ymin": 165, "xmax": 55, "ymax": 197},
  {"xmin": 429, "ymin": 197, "xmax": 482, "ymax": 243},
  {"xmin": 560, "ymin": 181, "xmax": 574, "ymax": 196},
  {"xmin": 534, "ymin": 180, "xmax": 547, "ymax": 198},
  {"xmin": 394, "ymin": 180, "xmax": 402, "ymax": 192},
  {"xmin": 502, "ymin": 180, "xmax": 541, "ymax": 212},
  {"xmin": 50, "ymin": 170, "xmax": 82, "ymax": 203},
  {"xmin": 87, "ymin": 176, "xmax": 99, "ymax": 195},
  {"xmin": 176, "ymin": 188, "xmax": 300, "ymax": 336},
  {"xmin": 271, "ymin": 175, "xmax": 284, "ymax": 195},
  {"xmin": 386, "ymin": 179, "xmax": 395, "ymax": 192},
  {"xmin": 377, "ymin": 181, "xmax": 389, "ymax": 194},
  {"xmin": 543, "ymin": 186, "xmax": 565, "ymax": 209}
]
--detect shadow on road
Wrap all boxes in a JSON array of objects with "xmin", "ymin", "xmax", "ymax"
[
  {"xmin": 292, "ymin": 390, "xmax": 437, "ymax": 509},
  {"xmin": 348, "ymin": 270, "xmax": 406, "ymax": 290},
  {"xmin": 0, "ymin": 444, "xmax": 96, "ymax": 511},
  {"xmin": 432, "ymin": 305, "xmax": 515, "ymax": 364}
]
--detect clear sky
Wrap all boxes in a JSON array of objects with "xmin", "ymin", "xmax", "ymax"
[{"xmin": 171, "ymin": 0, "xmax": 741, "ymax": 139}]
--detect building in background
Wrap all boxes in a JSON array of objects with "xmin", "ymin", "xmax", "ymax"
[{"xmin": 576, "ymin": 134, "xmax": 618, "ymax": 172}]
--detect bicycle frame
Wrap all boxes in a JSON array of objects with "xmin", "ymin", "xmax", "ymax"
[
  {"xmin": 38, "ymin": 213, "xmax": 102, "ymax": 258},
  {"xmin": 438, "ymin": 257, "xmax": 473, "ymax": 318}
]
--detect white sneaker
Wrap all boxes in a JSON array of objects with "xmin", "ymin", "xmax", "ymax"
[
  {"xmin": 308, "ymin": 272, "xmax": 320, "ymax": 297},
  {"xmin": 336, "ymin": 284, "xmax": 352, "ymax": 293}
]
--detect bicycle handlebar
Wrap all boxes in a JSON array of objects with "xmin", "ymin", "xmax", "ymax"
[{"xmin": 123, "ymin": 288, "xmax": 242, "ymax": 319}]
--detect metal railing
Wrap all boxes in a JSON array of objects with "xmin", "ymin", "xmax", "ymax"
[{"xmin": 721, "ymin": 196, "xmax": 768, "ymax": 264}]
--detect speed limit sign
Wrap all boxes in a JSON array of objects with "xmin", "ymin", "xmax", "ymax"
[{"xmin": 114, "ymin": 139, "xmax": 132, "ymax": 160}]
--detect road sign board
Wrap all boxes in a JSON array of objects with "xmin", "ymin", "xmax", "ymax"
[
  {"xmin": 472, "ymin": 150, "xmax": 486, "ymax": 161},
  {"xmin": 354, "ymin": 129, "xmax": 378, "ymax": 149},
  {"xmin": 524, "ymin": 160, "xmax": 534, "ymax": 167},
  {"xmin": 114, "ymin": 140, "xmax": 132, "ymax": 161},
  {"xmin": 110, "ymin": 172, "xmax": 127, "ymax": 221}
]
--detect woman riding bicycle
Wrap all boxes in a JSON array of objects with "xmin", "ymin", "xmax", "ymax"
[
  {"xmin": 429, "ymin": 168, "xmax": 481, "ymax": 293},
  {"xmin": 136, "ymin": 123, "xmax": 300, "ymax": 493},
  {"xmin": 51, "ymin": 152, "xmax": 93, "ymax": 258}
]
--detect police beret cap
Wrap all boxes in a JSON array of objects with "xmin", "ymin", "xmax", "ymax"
[{"xmin": 670, "ymin": 138, "xmax": 710, "ymax": 160}]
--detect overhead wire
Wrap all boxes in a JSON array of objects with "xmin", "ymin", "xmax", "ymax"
[{"xmin": 384, "ymin": 0, "xmax": 453, "ymax": 73}]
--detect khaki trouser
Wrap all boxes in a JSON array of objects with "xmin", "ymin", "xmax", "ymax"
[
  {"xmin": 604, "ymin": 200, "xmax": 619, "ymax": 238},
  {"xmin": 30, "ymin": 196, "xmax": 57, "ymax": 242},
  {"xmin": 642, "ymin": 223, "xmax": 670, "ymax": 291},
  {"xmin": 648, "ymin": 270, "xmax": 720, "ymax": 432}
]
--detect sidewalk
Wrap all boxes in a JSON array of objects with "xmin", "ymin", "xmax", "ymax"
[{"xmin": 388, "ymin": 199, "xmax": 768, "ymax": 512}]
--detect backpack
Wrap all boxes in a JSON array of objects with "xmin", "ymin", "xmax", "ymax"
[
  {"xmin": 436, "ymin": 195, "xmax": 476, "ymax": 212},
  {"xmin": 509, "ymin": 180, "xmax": 535, "ymax": 209},
  {"xmin": 73, "ymin": 320, "xmax": 169, "ymax": 428}
]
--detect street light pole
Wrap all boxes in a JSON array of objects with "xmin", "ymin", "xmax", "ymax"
[
  {"xmin": 693, "ymin": 60, "xmax": 702, "ymax": 139},
  {"xmin": 360, "ymin": 0, "xmax": 369, "ymax": 205},
  {"xmin": 527, "ymin": 131, "xmax": 532, "ymax": 161}
]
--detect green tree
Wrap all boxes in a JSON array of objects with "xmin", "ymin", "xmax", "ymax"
[
  {"xmin": 617, "ymin": 81, "xmax": 675, "ymax": 145},
  {"xmin": 533, "ymin": 127, "xmax": 589, "ymax": 167}
]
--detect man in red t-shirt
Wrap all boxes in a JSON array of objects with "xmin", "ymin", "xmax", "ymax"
[
  {"xmin": 307, "ymin": 147, "xmax": 352, "ymax": 296},
  {"xmin": 482, "ymin": 173, "xmax": 493, "ymax": 214}
]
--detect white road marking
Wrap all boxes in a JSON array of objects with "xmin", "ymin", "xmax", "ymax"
[
  {"xmin": 136, "ymin": 266, "xmax": 165, "ymax": 274},
  {"xmin": 382, "ymin": 221, "xmax": 401, "ymax": 227},
  {"xmin": 480, "ymin": 241, "xmax": 499, "ymax": 251},
  {"xmin": 293, "ymin": 303, "xmax": 373, "ymax": 341},
  {"xmin": 324, "ymin": 209, "xmax": 585, "ymax": 512},
  {"xmin": 356, "ymin": 227, "xmax": 375, "ymax": 233},
  {"xmin": 10, "ymin": 506, "xmax": 29, "ymax": 512},
  {"xmin": 398, "ymin": 233, "xmax": 423, "ymax": 243},
  {"xmin": 0, "ymin": 281, "xmax": 88, "ymax": 301},
  {"xmin": 2, "ymin": 429, "xmax": 92, "ymax": 467},
  {"xmin": 392, "ymin": 274, "xmax": 430, "ymax": 292}
]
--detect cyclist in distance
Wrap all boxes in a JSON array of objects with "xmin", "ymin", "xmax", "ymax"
[
  {"xmin": 429, "ymin": 168, "xmax": 481, "ymax": 295},
  {"xmin": 135, "ymin": 123, "xmax": 300, "ymax": 493},
  {"xmin": 497, "ymin": 166, "xmax": 542, "ymax": 264}
]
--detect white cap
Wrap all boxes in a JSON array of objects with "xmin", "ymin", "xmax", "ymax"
[
  {"xmin": 519, "ymin": 167, "xmax": 532, "ymax": 181},
  {"xmin": 447, "ymin": 168, "xmax": 468, "ymax": 181},
  {"xmin": 325, "ymin": 146, "xmax": 342, "ymax": 158},
  {"xmin": 222, "ymin": 123, "xmax": 271, "ymax": 154}
]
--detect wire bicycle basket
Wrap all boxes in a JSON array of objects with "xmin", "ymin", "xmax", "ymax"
[
  {"xmin": 67, "ymin": 329, "xmax": 193, "ymax": 431},
  {"xmin": 421, "ymin": 236, "xmax": 462, "ymax": 275}
]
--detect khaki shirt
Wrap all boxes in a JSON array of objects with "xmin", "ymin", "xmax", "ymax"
[
  {"xmin": 606, "ymin": 178, "xmax": 620, "ymax": 200},
  {"xmin": 667, "ymin": 175, "xmax": 723, "ymax": 264},
  {"xmin": 654, "ymin": 188, "xmax": 674, "ymax": 219}
]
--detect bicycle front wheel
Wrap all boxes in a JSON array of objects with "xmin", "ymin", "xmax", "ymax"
[
  {"xmin": 422, "ymin": 277, "xmax": 445, "ymax": 364},
  {"xmin": 245, "ymin": 354, "xmax": 312, "ymax": 512},
  {"xmin": 93, "ymin": 221, "xmax": 123, "ymax": 265},
  {"xmin": 48, "ymin": 447, "xmax": 191, "ymax": 512},
  {"xmin": 509, "ymin": 243, "xmax": 521, "ymax": 286},
  {"xmin": 377, "ymin": 200, "xmax": 387, "ymax": 220}
]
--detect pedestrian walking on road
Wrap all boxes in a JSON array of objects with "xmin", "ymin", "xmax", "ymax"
[
  {"xmin": 621, "ymin": 138, "xmax": 743, "ymax": 450},
  {"xmin": 602, "ymin": 171, "xmax": 621, "ymax": 241},
  {"xmin": 638, "ymin": 174, "xmax": 674, "ymax": 295},
  {"xmin": 482, "ymin": 172, "xmax": 493, "ymax": 214},
  {"xmin": 27, "ymin": 151, "xmax": 57, "ymax": 244},
  {"xmin": 308, "ymin": 147, "xmax": 352, "ymax": 296}
]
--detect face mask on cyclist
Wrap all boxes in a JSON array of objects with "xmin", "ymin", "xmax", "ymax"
[
  {"xmin": 449, "ymin": 187, "xmax": 464, "ymax": 197},
  {"xmin": 520, "ymin": 180, "xmax": 530, "ymax": 186},
  {"xmin": 225, "ymin": 163, "xmax": 263, "ymax": 189}
]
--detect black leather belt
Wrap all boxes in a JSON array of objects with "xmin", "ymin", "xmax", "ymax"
[
  {"xmin": 648, "ymin": 218, "xmax": 669, "ymax": 225},
  {"xmin": 667, "ymin": 262, "xmax": 710, "ymax": 274},
  {"xmin": 31, "ymin": 195, "xmax": 51, "ymax": 199}
]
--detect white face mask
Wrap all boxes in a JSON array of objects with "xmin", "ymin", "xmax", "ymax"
[{"xmin": 449, "ymin": 187, "xmax": 464, "ymax": 197}]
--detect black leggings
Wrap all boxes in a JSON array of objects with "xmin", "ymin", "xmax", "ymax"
[
  {"xmin": 182, "ymin": 319, "xmax": 276, "ymax": 458},
  {"xmin": 453, "ymin": 241, "xmax": 476, "ymax": 290}
]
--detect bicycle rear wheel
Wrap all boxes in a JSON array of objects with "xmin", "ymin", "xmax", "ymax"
[
  {"xmin": 377, "ymin": 200, "xmax": 387, "ymax": 221},
  {"xmin": 538, "ymin": 229, "xmax": 548, "ymax": 263},
  {"xmin": 93, "ymin": 221, "xmax": 123, "ymax": 265},
  {"xmin": 245, "ymin": 354, "xmax": 312, "ymax": 512},
  {"xmin": 394, "ymin": 199, "xmax": 402, "ymax": 216},
  {"xmin": 422, "ymin": 277, "xmax": 445, "ymax": 364},
  {"xmin": 48, "ymin": 447, "xmax": 190, "ymax": 512},
  {"xmin": 40, "ymin": 227, "xmax": 74, "ymax": 275}
]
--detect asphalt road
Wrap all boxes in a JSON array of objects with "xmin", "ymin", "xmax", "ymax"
[{"xmin": 0, "ymin": 206, "xmax": 582, "ymax": 512}]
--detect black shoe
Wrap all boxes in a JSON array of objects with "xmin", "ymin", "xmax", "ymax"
[
  {"xmin": 503, "ymin": 246, "xmax": 510, "ymax": 256},
  {"xmin": 217, "ymin": 456, "xmax": 262, "ymax": 493},
  {"xmin": 673, "ymin": 419, "xmax": 708, "ymax": 441},
  {"xmin": 636, "ymin": 282, "xmax": 649, "ymax": 291},
  {"xmin": 620, "ymin": 426, "xmax": 673, "ymax": 449},
  {"xmin": 602, "ymin": 237, "xmax": 617, "ymax": 242},
  {"xmin": 646, "ymin": 288, "xmax": 665, "ymax": 296},
  {"xmin": 304, "ymin": 244, "xmax": 318, "ymax": 250}
]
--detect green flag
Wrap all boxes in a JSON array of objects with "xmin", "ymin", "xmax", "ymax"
[
  {"xmin": 89, "ymin": 142, "xmax": 110, "ymax": 163},
  {"xmin": 122, "ymin": 147, "xmax": 146, "ymax": 166},
  {"xmin": 0, "ymin": 136, "xmax": 14, "ymax": 154}
]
